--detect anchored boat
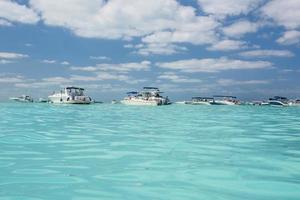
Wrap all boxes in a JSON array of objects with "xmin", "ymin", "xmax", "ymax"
[
  {"xmin": 268, "ymin": 96, "xmax": 289, "ymax": 106},
  {"xmin": 48, "ymin": 87, "xmax": 92, "ymax": 104},
  {"xmin": 191, "ymin": 97, "xmax": 214, "ymax": 105},
  {"xmin": 211, "ymin": 95, "xmax": 239, "ymax": 105},
  {"xmin": 121, "ymin": 87, "xmax": 171, "ymax": 106},
  {"xmin": 10, "ymin": 95, "xmax": 34, "ymax": 103}
]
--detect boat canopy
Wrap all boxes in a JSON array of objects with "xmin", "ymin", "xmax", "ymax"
[
  {"xmin": 66, "ymin": 86, "xmax": 84, "ymax": 90},
  {"xmin": 127, "ymin": 91, "xmax": 138, "ymax": 94},
  {"xmin": 143, "ymin": 87, "xmax": 159, "ymax": 90},
  {"xmin": 269, "ymin": 96, "xmax": 288, "ymax": 100},
  {"xmin": 213, "ymin": 95, "xmax": 236, "ymax": 98}
]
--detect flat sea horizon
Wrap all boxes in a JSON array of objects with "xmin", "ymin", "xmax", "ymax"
[{"xmin": 0, "ymin": 102, "xmax": 299, "ymax": 200}]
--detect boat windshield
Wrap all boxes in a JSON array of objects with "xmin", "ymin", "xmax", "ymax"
[{"xmin": 67, "ymin": 88, "xmax": 84, "ymax": 96}]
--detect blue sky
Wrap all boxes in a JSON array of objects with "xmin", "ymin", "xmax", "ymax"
[{"xmin": 0, "ymin": 0, "xmax": 299, "ymax": 101}]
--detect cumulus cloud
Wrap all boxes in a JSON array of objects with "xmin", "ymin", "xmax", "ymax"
[
  {"xmin": 42, "ymin": 59, "xmax": 56, "ymax": 64},
  {"xmin": 89, "ymin": 56, "xmax": 110, "ymax": 60},
  {"xmin": 223, "ymin": 20, "xmax": 259, "ymax": 38},
  {"xmin": 217, "ymin": 79, "xmax": 270, "ymax": 86},
  {"xmin": 156, "ymin": 57, "xmax": 272, "ymax": 73},
  {"xmin": 207, "ymin": 40, "xmax": 248, "ymax": 51},
  {"xmin": 29, "ymin": 0, "xmax": 208, "ymax": 39},
  {"xmin": 135, "ymin": 43, "xmax": 187, "ymax": 56},
  {"xmin": 198, "ymin": 0, "xmax": 262, "ymax": 17},
  {"xmin": 0, "ymin": 74, "xmax": 25, "ymax": 83},
  {"xmin": 0, "ymin": 0, "xmax": 39, "ymax": 24},
  {"xmin": 0, "ymin": 52, "xmax": 28, "ymax": 64},
  {"xmin": 71, "ymin": 61, "xmax": 151, "ymax": 73},
  {"xmin": 240, "ymin": 50, "xmax": 294, "ymax": 57},
  {"xmin": 0, "ymin": 18, "xmax": 12, "ymax": 26},
  {"xmin": 261, "ymin": 0, "xmax": 300, "ymax": 29},
  {"xmin": 61, "ymin": 61, "xmax": 70, "ymax": 65},
  {"xmin": 158, "ymin": 72, "xmax": 201, "ymax": 83},
  {"xmin": 0, "ymin": 52, "xmax": 28, "ymax": 59},
  {"xmin": 277, "ymin": 31, "xmax": 300, "ymax": 45}
]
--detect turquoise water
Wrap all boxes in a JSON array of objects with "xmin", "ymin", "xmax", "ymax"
[{"xmin": 0, "ymin": 102, "xmax": 300, "ymax": 200}]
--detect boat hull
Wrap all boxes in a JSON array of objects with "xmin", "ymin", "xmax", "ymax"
[
  {"xmin": 211, "ymin": 100, "xmax": 236, "ymax": 105},
  {"xmin": 120, "ymin": 99, "xmax": 160, "ymax": 106},
  {"xmin": 191, "ymin": 101, "xmax": 211, "ymax": 105},
  {"xmin": 48, "ymin": 95, "xmax": 91, "ymax": 104},
  {"xmin": 269, "ymin": 100, "xmax": 288, "ymax": 107}
]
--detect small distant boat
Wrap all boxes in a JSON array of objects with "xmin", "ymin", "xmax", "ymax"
[
  {"xmin": 10, "ymin": 95, "xmax": 33, "ymax": 103},
  {"xmin": 111, "ymin": 100, "xmax": 119, "ymax": 104},
  {"xmin": 38, "ymin": 98, "xmax": 48, "ymax": 103},
  {"xmin": 268, "ymin": 96, "xmax": 289, "ymax": 106},
  {"xmin": 48, "ymin": 86, "xmax": 92, "ymax": 104},
  {"xmin": 288, "ymin": 99, "xmax": 300, "ymax": 106},
  {"xmin": 191, "ymin": 97, "xmax": 214, "ymax": 105},
  {"xmin": 211, "ymin": 95, "xmax": 239, "ymax": 105},
  {"xmin": 121, "ymin": 87, "xmax": 171, "ymax": 106},
  {"xmin": 252, "ymin": 101, "xmax": 269, "ymax": 106}
]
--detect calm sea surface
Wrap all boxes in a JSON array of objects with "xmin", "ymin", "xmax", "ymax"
[{"xmin": 0, "ymin": 102, "xmax": 300, "ymax": 200}]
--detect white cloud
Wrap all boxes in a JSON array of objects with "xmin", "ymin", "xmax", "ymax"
[
  {"xmin": 0, "ymin": 18, "xmax": 12, "ymax": 26},
  {"xmin": 0, "ymin": 59, "xmax": 13, "ymax": 64},
  {"xmin": 42, "ymin": 59, "xmax": 56, "ymax": 64},
  {"xmin": 277, "ymin": 31, "xmax": 300, "ymax": 45},
  {"xmin": 42, "ymin": 77, "xmax": 72, "ymax": 84},
  {"xmin": 240, "ymin": 50, "xmax": 294, "ymax": 57},
  {"xmin": 0, "ymin": 52, "xmax": 28, "ymax": 59},
  {"xmin": 198, "ymin": 0, "xmax": 262, "ymax": 17},
  {"xmin": 156, "ymin": 57, "xmax": 272, "ymax": 73},
  {"xmin": 207, "ymin": 40, "xmax": 248, "ymax": 51},
  {"xmin": 28, "ymin": 0, "xmax": 220, "ymax": 55},
  {"xmin": 61, "ymin": 61, "xmax": 70, "ymax": 65},
  {"xmin": 158, "ymin": 72, "xmax": 201, "ymax": 83},
  {"xmin": 135, "ymin": 43, "xmax": 187, "ymax": 56},
  {"xmin": 0, "ymin": 0, "xmax": 39, "ymax": 24},
  {"xmin": 0, "ymin": 74, "xmax": 24, "ymax": 83},
  {"xmin": 29, "ymin": 0, "xmax": 206, "ymax": 40},
  {"xmin": 89, "ymin": 56, "xmax": 110, "ymax": 60},
  {"xmin": 217, "ymin": 79, "xmax": 270, "ymax": 86},
  {"xmin": 71, "ymin": 60, "xmax": 151, "ymax": 73},
  {"xmin": 223, "ymin": 20, "xmax": 259, "ymax": 38},
  {"xmin": 141, "ymin": 16, "xmax": 219, "ymax": 45},
  {"xmin": 261, "ymin": 0, "xmax": 300, "ymax": 29},
  {"xmin": 0, "ymin": 52, "xmax": 28, "ymax": 64}
]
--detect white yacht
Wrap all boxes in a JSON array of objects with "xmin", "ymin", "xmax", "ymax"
[
  {"xmin": 10, "ymin": 95, "xmax": 34, "ymax": 103},
  {"xmin": 48, "ymin": 87, "xmax": 92, "ymax": 104},
  {"xmin": 268, "ymin": 96, "xmax": 289, "ymax": 106},
  {"xmin": 290, "ymin": 99, "xmax": 300, "ymax": 106},
  {"xmin": 191, "ymin": 97, "xmax": 214, "ymax": 105},
  {"xmin": 120, "ymin": 87, "xmax": 171, "ymax": 106},
  {"xmin": 211, "ymin": 95, "xmax": 239, "ymax": 105}
]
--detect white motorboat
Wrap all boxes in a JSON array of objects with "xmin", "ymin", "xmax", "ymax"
[
  {"xmin": 120, "ymin": 87, "xmax": 171, "ymax": 106},
  {"xmin": 111, "ymin": 100, "xmax": 119, "ymax": 104},
  {"xmin": 48, "ymin": 87, "xmax": 92, "ymax": 104},
  {"xmin": 38, "ymin": 98, "xmax": 48, "ymax": 103},
  {"xmin": 252, "ymin": 101, "xmax": 269, "ymax": 106},
  {"xmin": 268, "ymin": 96, "xmax": 289, "ymax": 106},
  {"xmin": 211, "ymin": 95, "xmax": 239, "ymax": 105},
  {"xmin": 191, "ymin": 97, "xmax": 214, "ymax": 105},
  {"xmin": 288, "ymin": 99, "xmax": 300, "ymax": 106},
  {"xmin": 10, "ymin": 95, "xmax": 33, "ymax": 103}
]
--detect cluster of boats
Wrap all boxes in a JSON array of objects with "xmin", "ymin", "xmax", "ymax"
[{"xmin": 9, "ymin": 86, "xmax": 300, "ymax": 107}]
